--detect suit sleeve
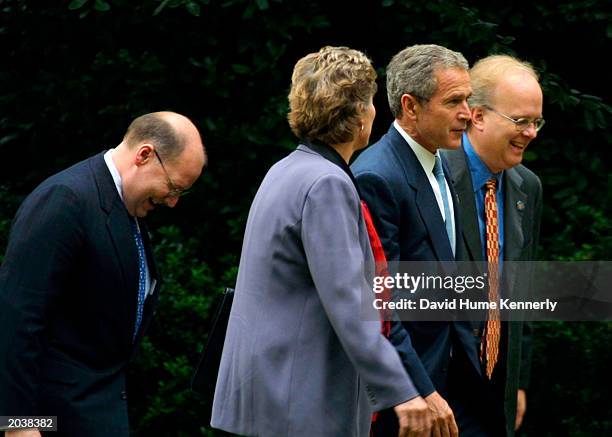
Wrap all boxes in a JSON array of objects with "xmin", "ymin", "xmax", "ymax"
[
  {"xmin": 519, "ymin": 174, "xmax": 542, "ymax": 389},
  {"xmin": 301, "ymin": 173, "xmax": 418, "ymax": 411},
  {"xmin": 354, "ymin": 171, "xmax": 401, "ymax": 262},
  {"xmin": 0, "ymin": 184, "xmax": 84, "ymax": 415},
  {"xmin": 355, "ymin": 170, "xmax": 436, "ymax": 396}
]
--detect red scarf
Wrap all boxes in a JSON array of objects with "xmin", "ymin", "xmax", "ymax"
[
  {"xmin": 361, "ymin": 201, "xmax": 394, "ymax": 431},
  {"xmin": 361, "ymin": 200, "xmax": 392, "ymax": 337}
]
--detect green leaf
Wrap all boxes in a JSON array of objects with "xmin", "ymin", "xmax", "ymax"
[
  {"xmin": 231, "ymin": 64, "xmax": 250, "ymax": 74},
  {"xmin": 68, "ymin": 0, "xmax": 88, "ymax": 10},
  {"xmin": 256, "ymin": 0, "xmax": 269, "ymax": 10},
  {"xmin": 94, "ymin": 0, "xmax": 110, "ymax": 12},
  {"xmin": 242, "ymin": 3, "xmax": 255, "ymax": 19},
  {"xmin": 153, "ymin": 0, "xmax": 171, "ymax": 16},
  {"xmin": 186, "ymin": 1, "xmax": 200, "ymax": 16}
]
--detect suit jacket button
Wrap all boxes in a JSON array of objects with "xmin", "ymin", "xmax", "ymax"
[
  {"xmin": 120, "ymin": 390, "xmax": 128, "ymax": 400},
  {"xmin": 473, "ymin": 328, "xmax": 481, "ymax": 337}
]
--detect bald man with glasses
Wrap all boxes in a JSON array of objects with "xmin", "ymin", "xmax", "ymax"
[
  {"xmin": 0, "ymin": 112, "xmax": 206, "ymax": 437},
  {"xmin": 442, "ymin": 55, "xmax": 544, "ymax": 436}
]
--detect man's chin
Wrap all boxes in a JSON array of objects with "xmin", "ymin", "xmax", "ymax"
[
  {"xmin": 440, "ymin": 141, "xmax": 462, "ymax": 150},
  {"xmin": 134, "ymin": 205, "xmax": 151, "ymax": 218}
]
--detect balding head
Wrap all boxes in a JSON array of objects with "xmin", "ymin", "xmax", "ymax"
[
  {"xmin": 115, "ymin": 111, "xmax": 207, "ymax": 217},
  {"xmin": 124, "ymin": 111, "xmax": 207, "ymax": 166},
  {"xmin": 468, "ymin": 55, "xmax": 540, "ymax": 109}
]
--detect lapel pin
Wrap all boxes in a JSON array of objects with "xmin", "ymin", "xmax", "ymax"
[{"xmin": 516, "ymin": 200, "xmax": 525, "ymax": 211}]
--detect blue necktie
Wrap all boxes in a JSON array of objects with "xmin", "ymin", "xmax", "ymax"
[
  {"xmin": 433, "ymin": 155, "xmax": 455, "ymax": 254},
  {"xmin": 130, "ymin": 219, "xmax": 147, "ymax": 341}
]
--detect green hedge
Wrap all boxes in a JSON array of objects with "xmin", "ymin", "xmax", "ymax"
[{"xmin": 0, "ymin": 0, "xmax": 610, "ymax": 435}]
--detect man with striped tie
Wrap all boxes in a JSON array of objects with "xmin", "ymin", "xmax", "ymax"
[
  {"xmin": 443, "ymin": 55, "xmax": 544, "ymax": 436},
  {"xmin": 0, "ymin": 112, "xmax": 206, "ymax": 437}
]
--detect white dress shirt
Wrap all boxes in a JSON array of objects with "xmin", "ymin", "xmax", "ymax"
[
  {"xmin": 393, "ymin": 121, "xmax": 456, "ymax": 254},
  {"xmin": 103, "ymin": 149, "xmax": 154, "ymax": 297}
]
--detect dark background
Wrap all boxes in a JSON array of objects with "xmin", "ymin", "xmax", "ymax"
[{"xmin": 0, "ymin": 0, "xmax": 610, "ymax": 435}]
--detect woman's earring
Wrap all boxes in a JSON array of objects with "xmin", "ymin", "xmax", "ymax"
[{"xmin": 360, "ymin": 125, "xmax": 364, "ymax": 131}]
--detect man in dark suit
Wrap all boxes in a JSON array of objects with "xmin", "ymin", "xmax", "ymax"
[
  {"xmin": 443, "ymin": 55, "xmax": 543, "ymax": 436},
  {"xmin": 0, "ymin": 112, "xmax": 206, "ymax": 437},
  {"xmin": 352, "ymin": 44, "xmax": 476, "ymax": 437}
]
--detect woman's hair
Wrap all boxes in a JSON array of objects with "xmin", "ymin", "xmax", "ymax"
[{"xmin": 288, "ymin": 46, "xmax": 377, "ymax": 145}]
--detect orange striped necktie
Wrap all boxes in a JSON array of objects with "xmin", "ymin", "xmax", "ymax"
[{"xmin": 481, "ymin": 178, "xmax": 501, "ymax": 379}]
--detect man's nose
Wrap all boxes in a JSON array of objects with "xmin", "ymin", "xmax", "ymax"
[
  {"xmin": 521, "ymin": 123, "xmax": 538, "ymax": 139},
  {"xmin": 458, "ymin": 101, "xmax": 471, "ymax": 121},
  {"xmin": 165, "ymin": 196, "xmax": 179, "ymax": 208}
]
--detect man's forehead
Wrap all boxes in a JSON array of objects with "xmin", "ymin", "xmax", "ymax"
[
  {"xmin": 434, "ymin": 67, "xmax": 471, "ymax": 96},
  {"xmin": 493, "ymin": 73, "xmax": 542, "ymax": 105}
]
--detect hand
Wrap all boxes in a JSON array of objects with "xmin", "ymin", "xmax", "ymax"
[
  {"xmin": 5, "ymin": 430, "xmax": 42, "ymax": 437},
  {"xmin": 393, "ymin": 396, "xmax": 433, "ymax": 437},
  {"xmin": 515, "ymin": 389, "xmax": 527, "ymax": 430},
  {"xmin": 424, "ymin": 391, "xmax": 458, "ymax": 437}
]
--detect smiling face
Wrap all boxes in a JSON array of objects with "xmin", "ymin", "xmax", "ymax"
[
  {"xmin": 122, "ymin": 142, "xmax": 205, "ymax": 218},
  {"xmin": 469, "ymin": 71, "xmax": 543, "ymax": 173},
  {"xmin": 409, "ymin": 67, "xmax": 472, "ymax": 153}
]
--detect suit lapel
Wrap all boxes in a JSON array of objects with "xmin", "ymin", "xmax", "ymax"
[
  {"xmin": 443, "ymin": 149, "xmax": 484, "ymax": 262},
  {"xmin": 503, "ymin": 168, "xmax": 526, "ymax": 298},
  {"xmin": 443, "ymin": 148, "xmax": 488, "ymax": 376},
  {"xmin": 443, "ymin": 158, "xmax": 464, "ymax": 261},
  {"xmin": 503, "ymin": 168, "xmax": 526, "ymax": 261},
  {"xmin": 90, "ymin": 153, "xmax": 140, "ymax": 343},
  {"xmin": 386, "ymin": 127, "xmax": 454, "ymax": 261}
]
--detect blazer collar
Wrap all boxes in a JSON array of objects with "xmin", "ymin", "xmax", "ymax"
[
  {"xmin": 443, "ymin": 146, "xmax": 528, "ymax": 266},
  {"xmin": 89, "ymin": 153, "xmax": 144, "ymax": 343},
  {"xmin": 384, "ymin": 124, "xmax": 456, "ymax": 261},
  {"xmin": 443, "ymin": 147, "xmax": 484, "ymax": 262},
  {"xmin": 503, "ymin": 167, "xmax": 526, "ymax": 261}
]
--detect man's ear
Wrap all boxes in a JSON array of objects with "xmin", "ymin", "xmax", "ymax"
[
  {"xmin": 135, "ymin": 143, "xmax": 155, "ymax": 166},
  {"xmin": 400, "ymin": 93, "xmax": 421, "ymax": 121},
  {"xmin": 470, "ymin": 106, "xmax": 486, "ymax": 131}
]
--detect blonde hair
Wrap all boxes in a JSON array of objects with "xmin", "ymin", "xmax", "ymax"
[
  {"xmin": 469, "ymin": 54, "xmax": 539, "ymax": 107},
  {"xmin": 287, "ymin": 46, "xmax": 377, "ymax": 145}
]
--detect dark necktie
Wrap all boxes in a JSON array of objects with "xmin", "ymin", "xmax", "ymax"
[{"xmin": 130, "ymin": 219, "xmax": 147, "ymax": 342}]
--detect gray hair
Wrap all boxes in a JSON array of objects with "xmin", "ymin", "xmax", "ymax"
[
  {"xmin": 386, "ymin": 44, "xmax": 469, "ymax": 118},
  {"xmin": 123, "ymin": 112, "xmax": 186, "ymax": 161}
]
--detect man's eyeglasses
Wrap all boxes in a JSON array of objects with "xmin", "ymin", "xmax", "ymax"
[
  {"xmin": 154, "ymin": 150, "xmax": 190, "ymax": 198},
  {"xmin": 484, "ymin": 105, "xmax": 545, "ymax": 132}
]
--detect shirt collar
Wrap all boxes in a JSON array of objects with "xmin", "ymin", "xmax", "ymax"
[
  {"xmin": 462, "ymin": 132, "xmax": 503, "ymax": 192},
  {"xmin": 103, "ymin": 149, "xmax": 124, "ymax": 201},
  {"xmin": 393, "ymin": 120, "xmax": 438, "ymax": 175}
]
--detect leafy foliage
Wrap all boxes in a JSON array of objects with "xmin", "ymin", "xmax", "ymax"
[{"xmin": 0, "ymin": 0, "xmax": 610, "ymax": 435}]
